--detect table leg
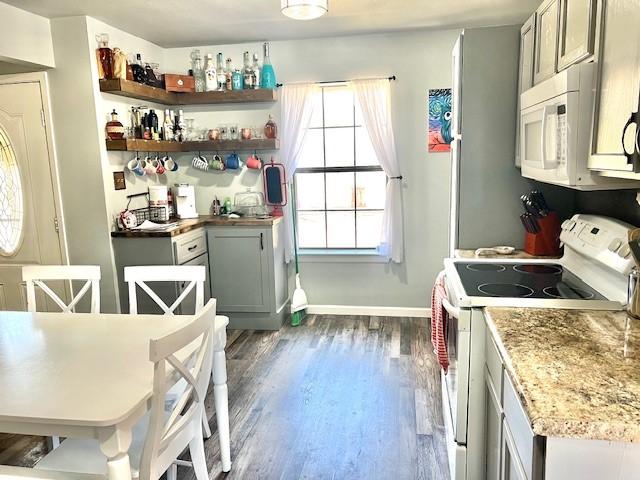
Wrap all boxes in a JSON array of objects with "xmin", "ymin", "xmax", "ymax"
[
  {"xmin": 213, "ymin": 348, "xmax": 231, "ymax": 472},
  {"xmin": 98, "ymin": 427, "xmax": 133, "ymax": 480}
]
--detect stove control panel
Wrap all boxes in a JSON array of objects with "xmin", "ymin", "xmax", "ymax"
[{"xmin": 561, "ymin": 214, "xmax": 635, "ymax": 274}]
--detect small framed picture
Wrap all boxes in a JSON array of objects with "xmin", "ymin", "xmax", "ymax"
[{"xmin": 113, "ymin": 171, "xmax": 126, "ymax": 190}]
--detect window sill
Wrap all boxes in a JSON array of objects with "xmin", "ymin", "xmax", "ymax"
[{"xmin": 298, "ymin": 249, "xmax": 389, "ymax": 264}]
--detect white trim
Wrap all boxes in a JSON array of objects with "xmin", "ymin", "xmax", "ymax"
[{"xmin": 306, "ymin": 305, "xmax": 431, "ymax": 318}]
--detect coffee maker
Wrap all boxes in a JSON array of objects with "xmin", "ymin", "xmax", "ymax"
[{"xmin": 173, "ymin": 184, "xmax": 198, "ymax": 219}]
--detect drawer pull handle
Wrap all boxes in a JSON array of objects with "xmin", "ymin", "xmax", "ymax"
[
  {"xmin": 188, "ymin": 245, "xmax": 198, "ymax": 251},
  {"xmin": 260, "ymin": 233, "xmax": 264, "ymax": 250}
]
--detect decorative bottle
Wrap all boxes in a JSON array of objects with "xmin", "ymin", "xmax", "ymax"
[
  {"xmin": 216, "ymin": 53, "xmax": 226, "ymax": 91},
  {"xmin": 204, "ymin": 54, "xmax": 217, "ymax": 92},
  {"xmin": 252, "ymin": 53, "xmax": 261, "ymax": 89},
  {"xmin": 242, "ymin": 51, "xmax": 254, "ymax": 89},
  {"xmin": 264, "ymin": 115, "xmax": 278, "ymax": 139},
  {"xmin": 95, "ymin": 33, "xmax": 113, "ymax": 80},
  {"xmin": 190, "ymin": 49, "xmax": 206, "ymax": 93},
  {"xmin": 260, "ymin": 42, "xmax": 276, "ymax": 89},
  {"xmin": 163, "ymin": 109, "xmax": 173, "ymax": 141},
  {"xmin": 232, "ymin": 68, "xmax": 244, "ymax": 90},
  {"xmin": 105, "ymin": 109, "xmax": 124, "ymax": 140},
  {"xmin": 225, "ymin": 58, "xmax": 234, "ymax": 91}
]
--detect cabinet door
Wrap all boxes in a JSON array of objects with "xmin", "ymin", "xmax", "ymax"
[
  {"xmin": 533, "ymin": 0, "xmax": 560, "ymax": 85},
  {"xmin": 516, "ymin": 14, "xmax": 536, "ymax": 167},
  {"xmin": 589, "ymin": 0, "xmax": 640, "ymax": 173},
  {"xmin": 557, "ymin": 0, "xmax": 596, "ymax": 70},
  {"xmin": 208, "ymin": 228, "xmax": 270, "ymax": 312},
  {"xmin": 485, "ymin": 369, "xmax": 503, "ymax": 480},
  {"xmin": 501, "ymin": 420, "xmax": 528, "ymax": 480},
  {"xmin": 177, "ymin": 252, "xmax": 211, "ymax": 315}
]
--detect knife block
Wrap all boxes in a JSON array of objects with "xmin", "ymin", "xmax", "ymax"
[{"xmin": 524, "ymin": 211, "xmax": 562, "ymax": 256}]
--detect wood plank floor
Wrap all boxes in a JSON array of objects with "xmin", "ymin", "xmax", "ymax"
[{"xmin": 0, "ymin": 315, "xmax": 450, "ymax": 480}]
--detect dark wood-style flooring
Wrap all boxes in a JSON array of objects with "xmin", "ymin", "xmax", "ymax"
[{"xmin": 0, "ymin": 315, "xmax": 449, "ymax": 480}]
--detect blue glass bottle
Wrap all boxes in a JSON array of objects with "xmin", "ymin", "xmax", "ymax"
[
  {"xmin": 232, "ymin": 69, "xmax": 244, "ymax": 90},
  {"xmin": 260, "ymin": 42, "xmax": 276, "ymax": 89}
]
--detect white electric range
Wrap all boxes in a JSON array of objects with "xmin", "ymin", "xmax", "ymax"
[{"xmin": 439, "ymin": 214, "xmax": 635, "ymax": 480}]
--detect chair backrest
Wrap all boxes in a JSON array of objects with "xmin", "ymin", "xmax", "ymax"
[
  {"xmin": 139, "ymin": 298, "xmax": 217, "ymax": 480},
  {"xmin": 22, "ymin": 265, "xmax": 101, "ymax": 314},
  {"xmin": 124, "ymin": 265, "xmax": 206, "ymax": 315}
]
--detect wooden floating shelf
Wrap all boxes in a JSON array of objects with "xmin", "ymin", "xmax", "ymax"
[
  {"xmin": 106, "ymin": 138, "xmax": 279, "ymax": 152},
  {"xmin": 99, "ymin": 78, "xmax": 278, "ymax": 105}
]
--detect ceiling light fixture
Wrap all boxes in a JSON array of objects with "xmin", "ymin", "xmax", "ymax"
[{"xmin": 281, "ymin": 0, "xmax": 328, "ymax": 20}]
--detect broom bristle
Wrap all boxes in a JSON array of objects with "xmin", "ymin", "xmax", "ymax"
[{"xmin": 291, "ymin": 309, "xmax": 305, "ymax": 326}]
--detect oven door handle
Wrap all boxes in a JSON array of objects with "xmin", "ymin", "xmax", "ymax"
[{"xmin": 442, "ymin": 297, "xmax": 460, "ymax": 319}]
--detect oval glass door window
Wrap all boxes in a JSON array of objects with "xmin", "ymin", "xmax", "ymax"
[{"xmin": 0, "ymin": 126, "xmax": 24, "ymax": 256}]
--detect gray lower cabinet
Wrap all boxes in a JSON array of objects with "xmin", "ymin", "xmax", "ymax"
[
  {"xmin": 207, "ymin": 221, "xmax": 290, "ymax": 330},
  {"xmin": 112, "ymin": 228, "xmax": 211, "ymax": 314}
]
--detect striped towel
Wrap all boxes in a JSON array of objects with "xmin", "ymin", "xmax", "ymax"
[{"xmin": 431, "ymin": 271, "xmax": 449, "ymax": 373}]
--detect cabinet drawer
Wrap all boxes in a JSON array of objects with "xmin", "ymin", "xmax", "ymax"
[
  {"xmin": 174, "ymin": 229, "xmax": 207, "ymax": 264},
  {"xmin": 486, "ymin": 333, "xmax": 504, "ymax": 401},
  {"xmin": 503, "ymin": 373, "xmax": 544, "ymax": 479}
]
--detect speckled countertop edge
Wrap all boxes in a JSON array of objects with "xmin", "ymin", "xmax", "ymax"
[{"xmin": 484, "ymin": 307, "xmax": 640, "ymax": 443}]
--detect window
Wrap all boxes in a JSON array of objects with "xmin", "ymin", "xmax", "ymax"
[
  {"xmin": 0, "ymin": 125, "xmax": 23, "ymax": 256},
  {"xmin": 295, "ymin": 85, "xmax": 385, "ymax": 250}
]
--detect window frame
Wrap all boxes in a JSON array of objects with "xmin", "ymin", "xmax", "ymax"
[{"xmin": 295, "ymin": 85, "xmax": 385, "ymax": 252}]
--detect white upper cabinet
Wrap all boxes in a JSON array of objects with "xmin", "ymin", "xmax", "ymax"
[
  {"xmin": 588, "ymin": 0, "xmax": 640, "ymax": 175},
  {"xmin": 557, "ymin": 0, "xmax": 597, "ymax": 70},
  {"xmin": 516, "ymin": 14, "xmax": 536, "ymax": 167},
  {"xmin": 533, "ymin": 0, "xmax": 560, "ymax": 84}
]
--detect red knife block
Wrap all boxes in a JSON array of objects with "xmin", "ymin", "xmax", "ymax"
[{"xmin": 524, "ymin": 211, "xmax": 562, "ymax": 256}]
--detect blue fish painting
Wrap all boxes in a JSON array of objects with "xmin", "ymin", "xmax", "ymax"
[{"xmin": 428, "ymin": 88, "xmax": 453, "ymax": 152}]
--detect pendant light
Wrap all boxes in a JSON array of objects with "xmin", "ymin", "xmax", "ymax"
[{"xmin": 281, "ymin": 0, "xmax": 328, "ymax": 20}]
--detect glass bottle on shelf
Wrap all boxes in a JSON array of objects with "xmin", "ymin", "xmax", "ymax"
[
  {"xmin": 260, "ymin": 42, "xmax": 276, "ymax": 89},
  {"xmin": 95, "ymin": 33, "xmax": 113, "ymax": 80},
  {"xmin": 105, "ymin": 109, "xmax": 124, "ymax": 140},
  {"xmin": 204, "ymin": 53, "xmax": 217, "ymax": 92},
  {"xmin": 264, "ymin": 114, "xmax": 278, "ymax": 139},
  {"xmin": 242, "ymin": 51, "xmax": 254, "ymax": 90},
  {"xmin": 216, "ymin": 53, "xmax": 226, "ymax": 91},
  {"xmin": 225, "ymin": 58, "xmax": 234, "ymax": 91},
  {"xmin": 175, "ymin": 110, "xmax": 186, "ymax": 142},
  {"xmin": 232, "ymin": 68, "xmax": 244, "ymax": 90},
  {"xmin": 163, "ymin": 109, "xmax": 173, "ymax": 141},
  {"xmin": 252, "ymin": 53, "xmax": 261, "ymax": 89},
  {"xmin": 190, "ymin": 49, "xmax": 206, "ymax": 93}
]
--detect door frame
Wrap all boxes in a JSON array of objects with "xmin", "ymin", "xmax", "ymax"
[{"xmin": 0, "ymin": 72, "xmax": 69, "ymax": 268}]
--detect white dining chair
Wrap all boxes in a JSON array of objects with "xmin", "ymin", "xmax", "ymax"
[
  {"xmin": 34, "ymin": 299, "xmax": 224, "ymax": 480},
  {"xmin": 22, "ymin": 265, "xmax": 101, "ymax": 314},
  {"xmin": 22, "ymin": 264, "xmax": 101, "ymax": 450}
]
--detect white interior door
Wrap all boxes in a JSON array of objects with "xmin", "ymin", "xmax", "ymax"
[{"xmin": 0, "ymin": 80, "xmax": 65, "ymax": 311}]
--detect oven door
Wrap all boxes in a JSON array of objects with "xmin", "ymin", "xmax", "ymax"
[{"xmin": 441, "ymin": 286, "xmax": 471, "ymax": 445}]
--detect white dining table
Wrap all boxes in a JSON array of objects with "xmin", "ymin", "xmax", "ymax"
[{"xmin": 0, "ymin": 310, "xmax": 230, "ymax": 480}]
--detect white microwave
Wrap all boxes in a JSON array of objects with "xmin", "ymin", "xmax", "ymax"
[{"xmin": 520, "ymin": 63, "xmax": 633, "ymax": 190}]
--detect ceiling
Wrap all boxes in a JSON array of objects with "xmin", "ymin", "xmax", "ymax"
[{"xmin": 5, "ymin": 0, "xmax": 539, "ymax": 47}]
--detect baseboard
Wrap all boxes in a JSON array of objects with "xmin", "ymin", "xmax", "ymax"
[{"xmin": 306, "ymin": 305, "xmax": 431, "ymax": 318}]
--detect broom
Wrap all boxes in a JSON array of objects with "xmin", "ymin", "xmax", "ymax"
[{"xmin": 290, "ymin": 184, "xmax": 307, "ymax": 326}]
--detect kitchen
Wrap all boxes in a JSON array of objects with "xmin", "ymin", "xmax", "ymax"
[{"xmin": 0, "ymin": 0, "xmax": 639, "ymax": 479}]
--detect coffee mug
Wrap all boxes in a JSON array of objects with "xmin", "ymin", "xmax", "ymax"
[
  {"xmin": 210, "ymin": 154, "xmax": 225, "ymax": 171},
  {"xmin": 163, "ymin": 155, "xmax": 178, "ymax": 172},
  {"xmin": 226, "ymin": 153, "xmax": 240, "ymax": 170},
  {"xmin": 246, "ymin": 154, "xmax": 262, "ymax": 170},
  {"xmin": 127, "ymin": 156, "xmax": 145, "ymax": 176},
  {"xmin": 192, "ymin": 155, "xmax": 209, "ymax": 171},
  {"xmin": 142, "ymin": 156, "xmax": 157, "ymax": 175},
  {"xmin": 152, "ymin": 157, "xmax": 165, "ymax": 175}
]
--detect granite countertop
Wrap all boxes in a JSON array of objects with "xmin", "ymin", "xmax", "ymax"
[
  {"xmin": 111, "ymin": 215, "xmax": 282, "ymax": 238},
  {"xmin": 485, "ymin": 307, "xmax": 640, "ymax": 443},
  {"xmin": 454, "ymin": 248, "xmax": 561, "ymax": 260}
]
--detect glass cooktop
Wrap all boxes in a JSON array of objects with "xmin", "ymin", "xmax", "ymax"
[{"xmin": 454, "ymin": 262, "xmax": 605, "ymax": 300}]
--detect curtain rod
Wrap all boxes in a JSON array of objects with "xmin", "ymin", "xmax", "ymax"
[{"xmin": 275, "ymin": 75, "xmax": 396, "ymax": 88}]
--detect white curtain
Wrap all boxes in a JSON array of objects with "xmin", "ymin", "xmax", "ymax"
[
  {"xmin": 280, "ymin": 83, "xmax": 319, "ymax": 263},
  {"xmin": 352, "ymin": 79, "xmax": 404, "ymax": 263}
]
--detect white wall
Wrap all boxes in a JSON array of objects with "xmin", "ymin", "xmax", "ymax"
[
  {"xmin": 0, "ymin": 2, "xmax": 54, "ymax": 70},
  {"xmin": 159, "ymin": 30, "xmax": 461, "ymax": 308}
]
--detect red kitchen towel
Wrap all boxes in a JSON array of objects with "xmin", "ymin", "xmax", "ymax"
[{"xmin": 431, "ymin": 271, "xmax": 449, "ymax": 372}]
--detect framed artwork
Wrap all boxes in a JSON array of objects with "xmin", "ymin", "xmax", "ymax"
[{"xmin": 428, "ymin": 88, "xmax": 453, "ymax": 153}]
